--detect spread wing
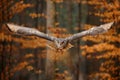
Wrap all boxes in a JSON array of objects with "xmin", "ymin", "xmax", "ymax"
[
  {"xmin": 6, "ymin": 23, "xmax": 57, "ymax": 41},
  {"xmin": 66, "ymin": 22, "xmax": 114, "ymax": 42}
]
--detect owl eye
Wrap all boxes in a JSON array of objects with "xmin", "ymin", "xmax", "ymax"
[{"xmin": 60, "ymin": 41, "xmax": 64, "ymax": 45}]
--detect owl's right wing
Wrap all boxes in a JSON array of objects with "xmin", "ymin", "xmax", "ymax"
[
  {"xmin": 65, "ymin": 22, "xmax": 114, "ymax": 42},
  {"xmin": 6, "ymin": 23, "xmax": 57, "ymax": 42}
]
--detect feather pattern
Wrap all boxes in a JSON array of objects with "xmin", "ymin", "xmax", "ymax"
[
  {"xmin": 7, "ymin": 23, "xmax": 57, "ymax": 41},
  {"xmin": 6, "ymin": 22, "xmax": 114, "ymax": 50}
]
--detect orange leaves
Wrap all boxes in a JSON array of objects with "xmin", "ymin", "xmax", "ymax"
[
  {"xmin": 89, "ymin": 73, "xmax": 111, "ymax": 80},
  {"xmin": 83, "ymin": 24, "xmax": 93, "ymax": 29},
  {"xmin": 55, "ymin": 22, "xmax": 60, "ymax": 26},
  {"xmin": 79, "ymin": 2, "xmax": 120, "ymax": 78},
  {"xmin": 98, "ymin": 10, "xmax": 120, "ymax": 22},
  {"xmin": 48, "ymin": 27, "xmax": 70, "ymax": 38},
  {"xmin": 99, "ymin": 59, "xmax": 119, "ymax": 80},
  {"xmin": 0, "ymin": 0, "xmax": 14, "ymax": 22},
  {"xmin": 86, "ymin": 0, "xmax": 103, "ymax": 5},
  {"xmin": 81, "ymin": 43, "xmax": 115, "ymax": 53},
  {"xmin": 12, "ymin": 61, "xmax": 28, "ymax": 73},
  {"xmin": 96, "ymin": 49, "xmax": 120, "ymax": 59},
  {"xmin": 11, "ymin": 36, "xmax": 47, "ymax": 48},
  {"xmin": 52, "ymin": 0, "xmax": 64, "ymax": 3},
  {"xmin": 29, "ymin": 13, "xmax": 46, "ymax": 19},
  {"xmin": 79, "ymin": 2, "xmax": 119, "ymax": 78},
  {"xmin": 7, "ymin": 0, "xmax": 34, "ymax": 20},
  {"xmin": 21, "ymin": 38, "xmax": 47, "ymax": 48},
  {"xmin": 55, "ymin": 70, "xmax": 72, "ymax": 80},
  {"xmin": 48, "ymin": 27, "xmax": 67, "ymax": 33},
  {"xmin": 0, "ymin": 32, "xmax": 12, "ymax": 42},
  {"xmin": 0, "ymin": 32, "xmax": 13, "ymax": 53},
  {"xmin": 82, "ymin": 34, "xmax": 120, "ymax": 43},
  {"xmin": 0, "ymin": 0, "xmax": 34, "ymax": 22},
  {"xmin": 10, "ymin": 1, "xmax": 34, "ymax": 14},
  {"xmin": 26, "ymin": 65, "xmax": 33, "ymax": 71},
  {"xmin": 35, "ymin": 69, "xmax": 42, "ymax": 74},
  {"xmin": 24, "ymin": 54, "xmax": 34, "ymax": 58},
  {"xmin": 37, "ymin": 52, "xmax": 46, "ymax": 59},
  {"xmin": 84, "ymin": 0, "xmax": 120, "ymax": 23},
  {"xmin": 29, "ymin": 13, "xmax": 37, "ymax": 18},
  {"xmin": 100, "ymin": 60, "xmax": 116, "ymax": 72}
]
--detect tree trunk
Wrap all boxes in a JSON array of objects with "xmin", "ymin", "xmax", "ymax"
[{"xmin": 46, "ymin": 0, "xmax": 55, "ymax": 79}]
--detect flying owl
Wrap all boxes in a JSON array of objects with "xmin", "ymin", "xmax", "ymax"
[{"xmin": 6, "ymin": 22, "xmax": 114, "ymax": 51}]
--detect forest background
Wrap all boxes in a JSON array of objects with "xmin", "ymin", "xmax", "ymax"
[{"xmin": 0, "ymin": 0, "xmax": 119, "ymax": 80}]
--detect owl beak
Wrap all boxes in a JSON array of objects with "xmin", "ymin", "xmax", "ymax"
[{"xmin": 54, "ymin": 40, "xmax": 61, "ymax": 49}]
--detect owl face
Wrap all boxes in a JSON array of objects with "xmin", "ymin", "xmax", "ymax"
[{"xmin": 54, "ymin": 38, "xmax": 68, "ymax": 49}]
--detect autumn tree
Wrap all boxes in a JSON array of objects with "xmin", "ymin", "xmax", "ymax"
[{"xmin": 79, "ymin": 0, "xmax": 120, "ymax": 80}]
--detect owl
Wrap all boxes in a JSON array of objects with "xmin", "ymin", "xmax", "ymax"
[{"xmin": 7, "ymin": 22, "xmax": 114, "ymax": 51}]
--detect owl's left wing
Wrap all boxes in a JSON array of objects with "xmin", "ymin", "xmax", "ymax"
[
  {"xmin": 6, "ymin": 23, "xmax": 57, "ymax": 41},
  {"xmin": 65, "ymin": 22, "xmax": 114, "ymax": 42}
]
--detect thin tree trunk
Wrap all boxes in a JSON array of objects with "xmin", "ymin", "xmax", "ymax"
[
  {"xmin": 46, "ymin": 0, "xmax": 55, "ymax": 79},
  {"xmin": 78, "ymin": 1, "xmax": 88, "ymax": 80}
]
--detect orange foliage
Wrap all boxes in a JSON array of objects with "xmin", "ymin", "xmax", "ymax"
[
  {"xmin": 0, "ymin": 0, "xmax": 33, "ymax": 22},
  {"xmin": 10, "ymin": 1, "xmax": 33, "ymax": 14},
  {"xmin": 24, "ymin": 54, "xmax": 34, "ymax": 59},
  {"xmin": 81, "ymin": 43, "xmax": 115, "ymax": 53},
  {"xmin": 10, "ymin": 61, "xmax": 28, "ymax": 76},
  {"xmin": 80, "ymin": 0, "xmax": 120, "ymax": 80},
  {"xmin": 29, "ymin": 13, "xmax": 46, "ymax": 18},
  {"xmin": 52, "ymin": 0, "xmax": 64, "ymax": 3},
  {"xmin": 0, "ymin": 0, "xmax": 119, "ymax": 80},
  {"xmin": 26, "ymin": 65, "xmax": 33, "ymax": 71},
  {"xmin": 82, "ymin": 0, "xmax": 120, "ymax": 23},
  {"xmin": 13, "ymin": 61, "xmax": 28, "ymax": 71},
  {"xmin": 55, "ymin": 70, "xmax": 72, "ymax": 80}
]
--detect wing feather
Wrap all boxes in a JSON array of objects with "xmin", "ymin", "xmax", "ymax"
[
  {"xmin": 66, "ymin": 22, "xmax": 114, "ymax": 42},
  {"xmin": 6, "ymin": 23, "xmax": 57, "ymax": 41}
]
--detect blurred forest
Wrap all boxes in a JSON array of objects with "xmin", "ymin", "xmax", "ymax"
[{"xmin": 0, "ymin": 0, "xmax": 120, "ymax": 80}]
